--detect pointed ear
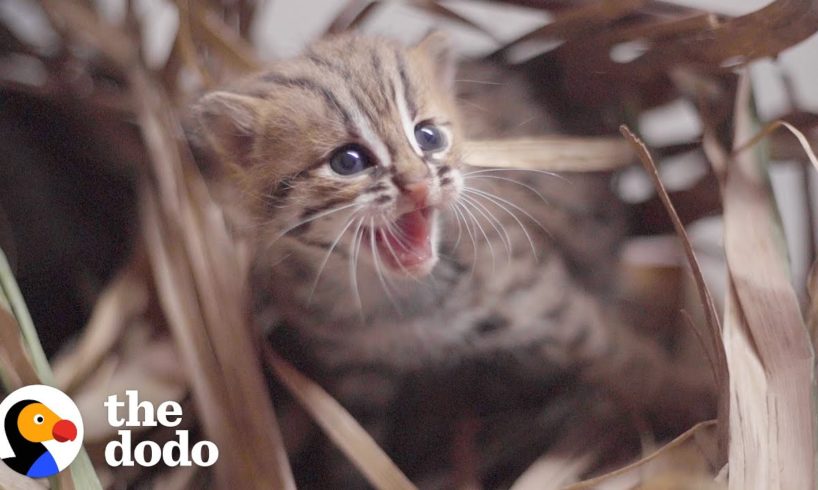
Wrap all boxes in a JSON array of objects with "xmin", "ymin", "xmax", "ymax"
[
  {"xmin": 192, "ymin": 91, "xmax": 261, "ymax": 167},
  {"xmin": 414, "ymin": 30, "xmax": 456, "ymax": 88}
]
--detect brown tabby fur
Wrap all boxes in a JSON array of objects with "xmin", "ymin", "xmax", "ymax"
[{"xmin": 187, "ymin": 32, "xmax": 714, "ymax": 488}]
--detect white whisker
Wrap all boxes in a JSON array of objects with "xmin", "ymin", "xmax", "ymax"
[
  {"xmin": 308, "ymin": 211, "xmax": 360, "ymax": 303},
  {"xmin": 370, "ymin": 219, "xmax": 401, "ymax": 313},
  {"xmin": 460, "ymin": 193, "xmax": 512, "ymax": 262},
  {"xmin": 451, "ymin": 203, "xmax": 478, "ymax": 276},
  {"xmin": 462, "ymin": 168, "xmax": 569, "ymax": 184},
  {"xmin": 457, "ymin": 199, "xmax": 496, "ymax": 271},
  {"xmin": 381, "ymin": 227, "xmax": 410, "ymax": 273},
  {"xmin": 463, "ymin": 175, "xmax": 550, "ymax": 206},
  {"xmin": 463, "ymin": 187, "xmax": 545, "ymax": 260},
  {"xmin": 271, "ymin": 202, "xmax": 361, "ymax": 242},
  {"xmin": 447, "ymin": 204, "xmax": 464, "ymax": 250},
  {"xmin": 454, "ymin": 79, "xmax": 503, "ymax": 85},
  {"xmin": 348, "ymin": 217, "xmax": 366, "ymax": 316}
]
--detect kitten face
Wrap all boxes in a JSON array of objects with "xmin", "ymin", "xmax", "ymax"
[{"xmin": 194, "ymin": 33, "xmax": 463, "ymax": 277}]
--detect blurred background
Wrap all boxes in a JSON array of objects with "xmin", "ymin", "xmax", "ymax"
[
  {"xmin": 1, "ymin": 0, "xmax": 815, "ymax": 356},
  {"xmin": 0, "ymin": 1, "xmax": 816, "ymax": 488}
]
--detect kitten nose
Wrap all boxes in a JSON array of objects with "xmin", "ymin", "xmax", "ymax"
[
  {"xmin": 393, "ymin": 168, "xmax": 430, "ymax": 206},
  {"xmin": 402, "ymin": 181, "xmax": 429, "ymax": 207}
]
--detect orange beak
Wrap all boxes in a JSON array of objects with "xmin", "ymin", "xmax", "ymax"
[{"xmin": 52, "ymin": 419, "xmax": 77, "ymax": 442}]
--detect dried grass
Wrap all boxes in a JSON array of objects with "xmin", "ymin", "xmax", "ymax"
[
  {"xmin": 719, "ymin": 75, "xmax": 814, "ymax": 490},
  {"xmin": 0, "ymin": 250, "xmax": 101, "ymax": 489},
  {"xmin": 1, "ymin": 0, "xmax": 817, "ymax": 489}
]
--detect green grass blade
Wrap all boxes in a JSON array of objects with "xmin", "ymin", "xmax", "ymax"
[{"xmin": 0, "ymin": 248, "xmax": 102, "ymax": 490}]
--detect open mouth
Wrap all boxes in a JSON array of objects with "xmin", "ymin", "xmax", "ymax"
[{"xmin": 365, "ymin": 207, "xmax": 436, "ymax": 275}]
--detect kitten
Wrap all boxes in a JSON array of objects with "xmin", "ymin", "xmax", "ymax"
[{"xmin": 188, "ymin": 31, "xmax": 713, "ymax": 485}]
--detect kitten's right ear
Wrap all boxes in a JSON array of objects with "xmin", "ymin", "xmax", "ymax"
[
  {"xmin": 193, "ymin": 91, "xmax": 261, "ymax": 167},
  {"xmin": 414, "ymin": 31, "xmax": 456, "ymax": 89}
]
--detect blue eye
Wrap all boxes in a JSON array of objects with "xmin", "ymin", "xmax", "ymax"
[
  {"xmin": 330, "ymin": 145, "xmax": 372, "ymax": 175},
  {"xmin": 414, "ymin": 123, "xmax": 447, "ymax": 152}
]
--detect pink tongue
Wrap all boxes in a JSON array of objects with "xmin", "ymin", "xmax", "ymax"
[{"xmin": 379, "ymin": 209, "xmax": 432, "ymax": 270}]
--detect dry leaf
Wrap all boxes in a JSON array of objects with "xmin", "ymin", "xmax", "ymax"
[
  {"xmin": 188, "ymin": 3, "xmax": 260, "ymax": 73},
  {"xmin": 509, "ymin": 422, "xmax": 609, "ymax": 490},
  {"xmin": 0, "ymin": 460, "xmax": 47, "ymax": 490},
  {"xmin": 53, "ymin": 256, "xmax": 149, "ymax": 394},
  {"xmin": 564, "ymin": 421, "xmax": 720, "ymax": 490},
  {"xmin": 718, "ymin": 73, "xmax": 815, "ymax": 490},
  {"xmin": 265, "ymin": 347, "xmax": 417, "ymax": 490},
  {"xmin": 490, "ymin": 0, "xmax": 647, "ymax": 58},
  {"xmin": 620, "ymin": 125, "xmax": 726, "ymax": 405},
  {"xmin": 0, "ymin": 307, "xmax": 40, "ymax": 389},
  {"xmin": 326, "ymin": 0, "xmax": 382, "ymax": 34},
  {"xmin": 132, "ymin": 64, "xmax": 295, "ymax": 488},
  {"xmin": 634, "ymin": 0, "xmax": 818, "ymax": 70},
  {"xmin": 463, "ymin": 136, "xmax": 633, "ymax": 172}
]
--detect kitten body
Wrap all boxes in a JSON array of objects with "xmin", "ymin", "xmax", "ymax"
[{"xmin": 188, "ymin": 34, "xmax": 712, "ymax": 482}]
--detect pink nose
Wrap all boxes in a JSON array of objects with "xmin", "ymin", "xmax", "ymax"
[
  {"xmin": 52, "ymin": 420, "xmax": 77, "ymax": 442},
  {"xmin": 402, "ymin": 182, "xmax": 429, "ymax": 207}
]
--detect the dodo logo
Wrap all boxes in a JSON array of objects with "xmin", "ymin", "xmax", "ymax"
[{"xmin": 0, "ymin": 385, "xmax": 83, "ymax": 478}]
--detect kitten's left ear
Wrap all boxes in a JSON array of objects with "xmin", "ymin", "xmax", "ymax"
[
  {"xmin": 415, "ymin": 30, "xmax": 456, "ymax": 88},
  {"xmin": 192, "ymin": 91, "xmax": 261, "ymax": 168}
]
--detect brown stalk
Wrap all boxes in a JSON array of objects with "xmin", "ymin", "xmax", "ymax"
[
  {"xmin": 808, "ymin": 264, "xmax": 818, "ymax": 350},
  {"xmin": 188, "ymin": 2, "xmax": 261, "ymax": 73},
  {"xmin": 489, "ymin": 0, "xmax": 648, "ymax": 58},
  {"xmin": 563, "ymin": 420, "xmax": 719, "ymax": 490},
  {"xmin": 0, "ymin": 308, "xmax": 40, "ymax": 389},
  {"xmin": 620, "ymin": 125, "xmax": 728, "ymax": 461},
  {"xmin": 326, "ymin": 0, "xmax": 381, "ymax": 35},
  {"xmin": 719, "ymin": 73, "xmax": 815, "ymax": 490},
  {"xmin": 0, "ymin": 460, "xmax": 47, "ymax": 490},
  {"xmin": 509, "ymin": 422, "xmax": 609, "ymax": 490},
  {"xmin": 410, "ymin": 1, "xmax": 500, "ymax": 42},
  {"xmin": 131, "ymin": 65, "xmax": 295, "ymax": 488},
  {"xmin": 583, "ymin": 13, "xmax": 720, "ymax": 47},
  {"xmin": 173, "ymin": 0, "xmax": 214, "ymax": 88},
  {"xmin": 632, "ymin": 0, "xmax": 818, "ymax": 71},
  {"xmin": 626, "ymin": 171, "xmax": 721, "ymax": 236},
  {"xmin": 462, "ymin": 136, "xmax": 634, "ymax": 172},
  {"xmin": 265, "ymin": 346, "xmax": 417, "ymax": 490},
  {"xmin": 52, "ymin": 255, "xmax": 149, "ymax": 394}
]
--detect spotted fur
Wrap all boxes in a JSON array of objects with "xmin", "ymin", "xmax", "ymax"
[{"xmin": 188, "ymin": 32, "xmax": 714, "ymax": 487}]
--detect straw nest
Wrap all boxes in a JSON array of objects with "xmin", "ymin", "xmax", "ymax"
[{"xmin": 0, "ymin": 1, "xmax": 817, "ymax": 489}]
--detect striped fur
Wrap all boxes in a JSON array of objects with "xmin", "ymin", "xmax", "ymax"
[{"xmin": 188, "ymin": 33, "xmax": 715, "ymax": 487}]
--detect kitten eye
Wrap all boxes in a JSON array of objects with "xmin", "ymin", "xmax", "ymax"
[
  {"xmin": 414, "ymin": 123, "xmax": 447, "ymax": 152},
  {"xmin": 329, "ymin": 144, "xmax": 373, "ymax": 175}
]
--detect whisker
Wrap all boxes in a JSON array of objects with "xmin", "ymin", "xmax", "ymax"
[
  {"xmin": 463, "ymin": 187, "xmax": 546, "ymax": 260},
  {"xmin": 308, "ymin": 211, "xmax": 360, "ymax": 303},
  {"xmin": 383, "ymin": 220, "xmax": 413, "ymax": 252},
  {"xmin": 463, "ymin": 175, "xmax": 550, "ymax": 206},
  {"xmin": 270, "ymin": 202, "xmax": 360, "ymax": 241},
  {"xmin": 461, "ymin": 167, "xmax": 569, "ymax": 184},
  {"xmin": 456, "ymin": 199, "xmax": 496, "ymax": 271},
  {"xmin": 447, "ymin": 204, "xmax": 464, "ymax": 250},
  {"xmin": 460, "ymin": 193, "xmax": 512, "ymax": 262},
  {"xmin": 459, "ymin": 98, "xmax": 493, "ymax": 115},
  {"xmin": 370, "ymin": 218, "xmax": 401, "ymax": 313},
  {"xmin": 451, "ymin": 203, "xmax": 478, "ymax": 276},
  {"xmin": 380, "ymin": 221, "xmax": 432, "ymax": 285},
  {"xmin": 380, "ymin": 225, "xmax": 415, "ymax": 278},
  {"xmin": 465, "ymin": 187, "xmax": 549, "ymax": 235},
  {"xmin": 348, "ymin": 217, "xmax": 366, "ymax": 316},
  {"xmin": 454, "ymin": 79, "xmax": 503, "ymax": 85}
]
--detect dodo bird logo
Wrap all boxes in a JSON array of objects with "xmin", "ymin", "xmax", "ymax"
[{"xmin": 0, "ymin": 385, "xmax": 83, "ymax": 478}]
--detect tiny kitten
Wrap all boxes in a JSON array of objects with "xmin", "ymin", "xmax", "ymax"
[{"xmin": 188, "ymin": 32, "xmax": 713, "ymax": 486}]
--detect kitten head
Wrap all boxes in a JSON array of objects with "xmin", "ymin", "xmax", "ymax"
[{"xmin": 193, "ymin": 32, "xmax": 463, "ymax": 277}]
